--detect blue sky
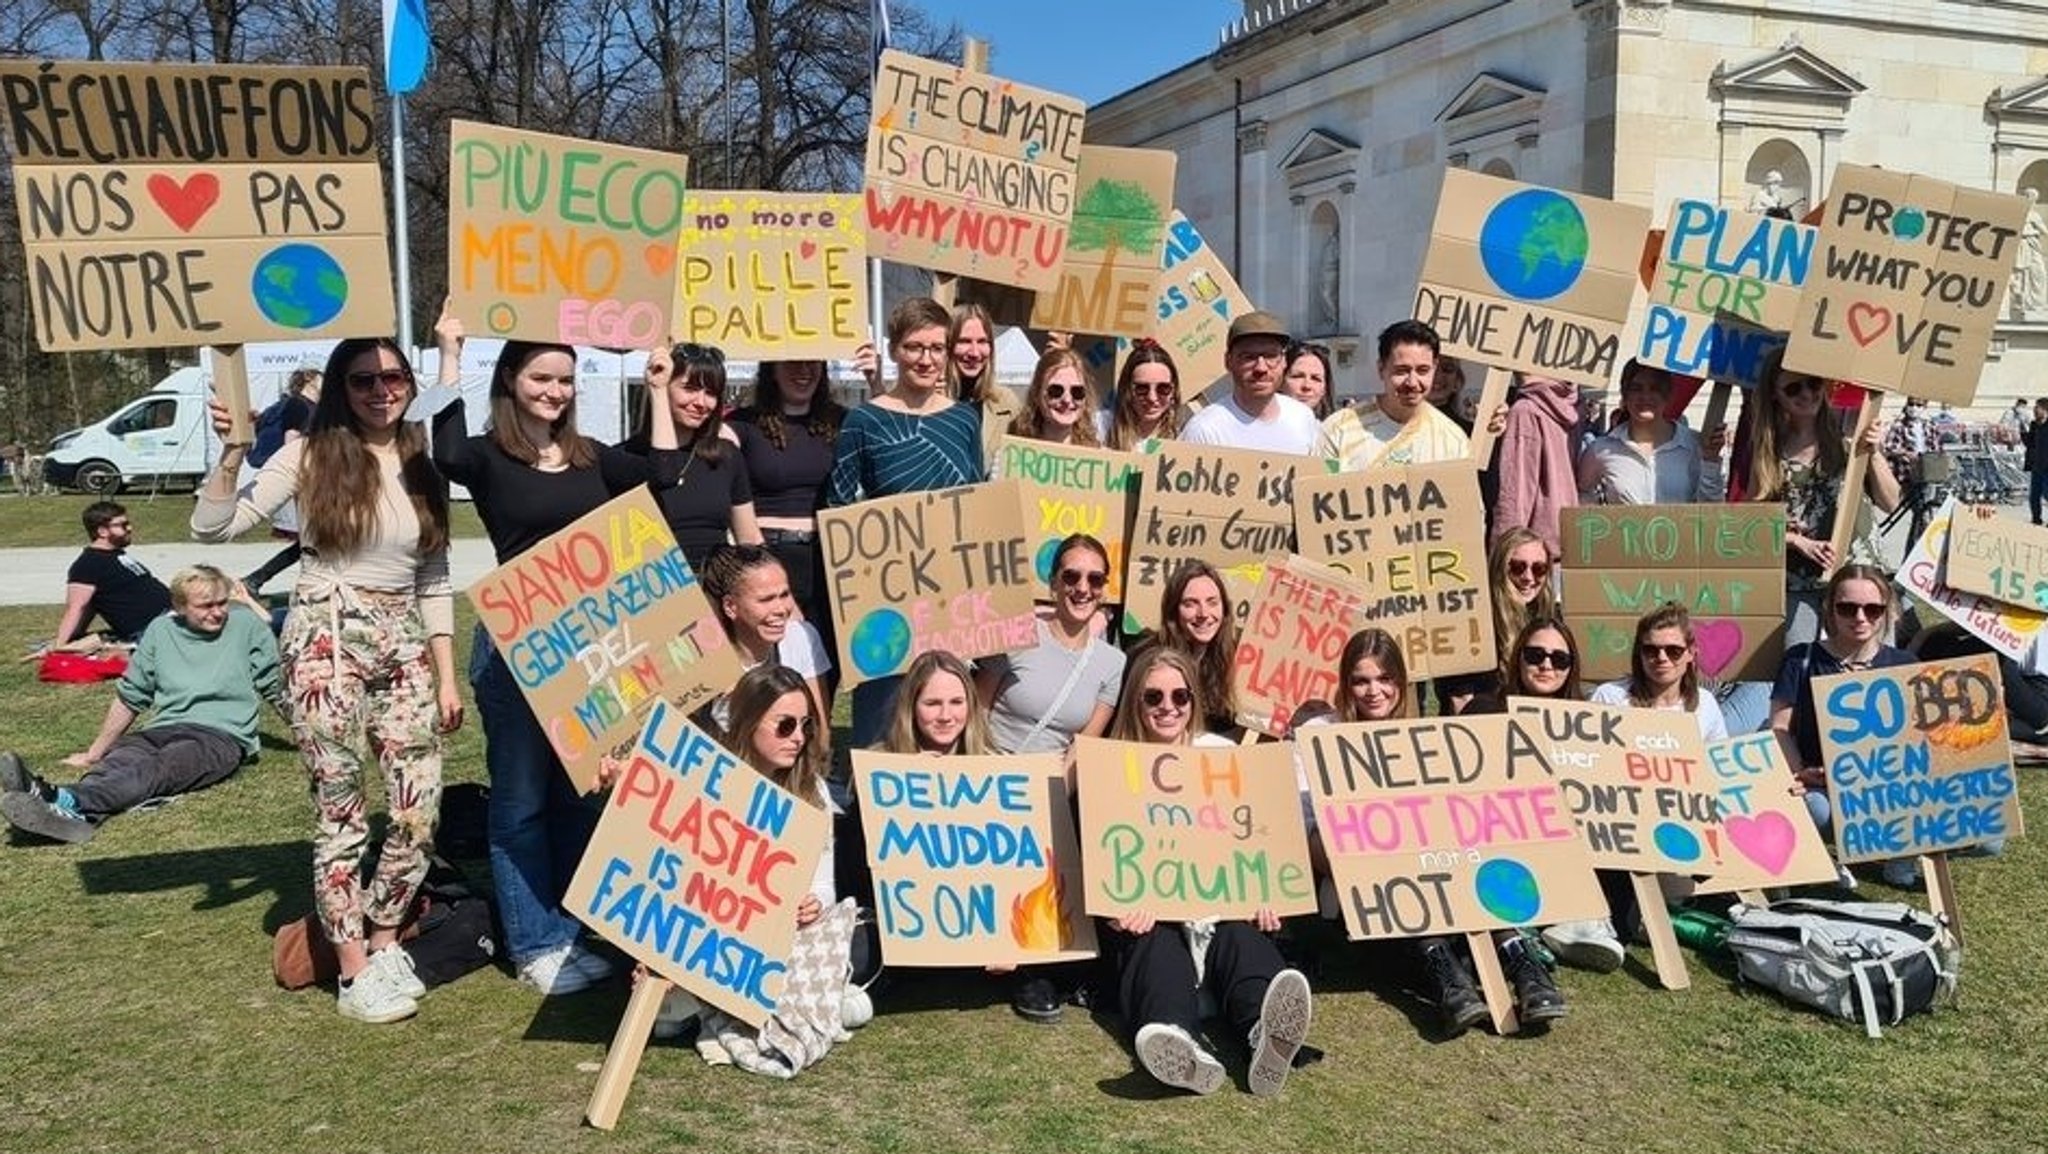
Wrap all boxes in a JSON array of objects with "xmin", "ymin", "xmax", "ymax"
[{"xmin": 908, "ymin": 0, "xmax": 1239, "ymax": 105}]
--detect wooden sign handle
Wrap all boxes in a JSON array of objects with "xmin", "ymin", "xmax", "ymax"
[
  {"xmin": 927, "ymin": 38, "xmax": 991, "ymax": 312},
  {"xmin": 212, "ymin": 345, "xmax": 254, "ymax": 446},
  {"xmin": 1466, "ymin": 931, "xmax": 1521, "ymax": 1035},
  {"xmin": 1464, "ymin": 366, "xmax": 1513, "ymax": 466},
  {"xmin": 584, "ymin": 975, "xmax": 671, "ymax": 1131},
  {"xmin": 1701, "ymin": 380, "xmax": 1734, "ymax": 442},
  {"xmin": 1923, "ymin": 852, "xmax": 1962, "ymax": 941},
  {"xmin": 1632, "ymin": 873, "xmax": 1691, "ymax": 991},
  {"xmin": 1824, "ymin": 391, "xmax": 1882, "ymax": 579}
]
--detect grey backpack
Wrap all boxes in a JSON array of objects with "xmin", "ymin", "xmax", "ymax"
[{"xmin": 1724, "ymin": 898, "xmax": 1960, "ymax": 1038}]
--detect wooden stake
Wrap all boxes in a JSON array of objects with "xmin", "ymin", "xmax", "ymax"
[
  {"xmin": 584, "ymin": 975, "xmax": 671, "ymax": 1131},
  {"xmin": 1824, "ymin": 391, "xmax": 1882, "ymax": 579},
  {"xmin": 1923, "ymin": 852, "xmax": 1962, "ymax": 941},
  {"xmin": 1632, "ymin": 873, "xmax": 1691, "ymax": 990},
  {"xmin": 1701, "ymin": 380, "xmax": 1734, "ymax": 443},
  {"xmin": 212, "ymin": 345, "xmax": 254, "ymax": 446},
  {"xmin": 928, "ymin": 39, "xmax": 990, "ymax": 312},
  {"xmin": 1466, "ymin": 931, "xmax": 1520, "ymax": 1035},
  {"xmin": 1465, "ymin": 366, "xmax": 1513, "ymax": 465}
]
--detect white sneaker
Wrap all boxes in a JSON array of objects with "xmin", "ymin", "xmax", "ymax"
[
  {"xmin": 1833, "ymin": 864, "xmax": 1860, "ymax": 892},
  {"xmin": 337, "ymin": 964, "xmax": 418, "ymax": 1024},
  {"xmin": 1134, "ymin": 1023, "xmax": 1226, "ymax": 1096},
  {"xmin": 517, "ymin": 943, "xmax": 598, "ymax": 996},
  {"xmin": 652, "ymin": 988, "xmax": 703, "ymax": 1040},
  {"xmin": 1541, "ymin": 919, "xmax": 1625, "ymax": 973},
  {"xmin": 840, "ymin": 986, "xmax": 874, "ymax": 1030},
  {"xmin": 565, "ymin": 942, "xmax": 615, "ymax": 985},
  {"xmin": 1247, "ymin": 969, "xmax": 1313, "ymax": 1098},
  {"xmin": 369, "ymin": 945, "xmax": 426, "ymax": 999}
]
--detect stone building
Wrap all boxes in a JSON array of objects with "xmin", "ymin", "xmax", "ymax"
[{"xmin": 1084, "ymin": 0, "xmax": 2048, "ymax": 415}]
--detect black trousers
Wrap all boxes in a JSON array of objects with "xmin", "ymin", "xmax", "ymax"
[
  {"xmin": 1110, "ymin": 920, "xmax": 1283, "ymax": 1044},
  {"xmin": 64, "ymin": 723, "xmax": 244, "ymax": 819}
]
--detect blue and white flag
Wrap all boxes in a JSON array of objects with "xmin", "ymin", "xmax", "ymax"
[{"xmin": 383, "ymin": 0, "xmax": 432, "ymax": 95}]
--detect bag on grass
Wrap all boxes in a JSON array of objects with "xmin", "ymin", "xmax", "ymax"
[
  {"xmin": 273, "ymin": 853, "xmax": 498, "ymax": 990},
  {"xmin": 38, "ymin": 650, "xmax": 128, "ymax": 683},
  {"xmin": 1724, "ymin": 898, "xmax": 1960, "ymax": 1037}
]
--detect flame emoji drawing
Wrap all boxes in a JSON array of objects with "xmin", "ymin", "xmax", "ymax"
[
  {"xmin": 1011, "ymin": 857, "xmax": 1072, "ymax": 951},
  {"xmin": 1926, "ymin": 715, "xmax": 2002, "ymax": 752}
]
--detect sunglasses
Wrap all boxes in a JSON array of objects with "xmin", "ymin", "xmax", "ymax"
[
  {"xmin": 1507, "ymin": 559, "xmax": 1550, "ymax": 580},
  {"xmin": 769, "ymin": 714, "xmax": 816, "ymax": 740},
  {"xmin": 678, "ymin": 342, "xmax": 725, "ymax": 365},
  {"xmin": 1520, "ymin": 646, "xmax": 1575, "ymax": 671},
  {"xmin": 1777, "ymin": 375, "xmax": 1824, "ymax": 396},
  {"xmin": 1044, "ymin": 383, "xmax": 1086, "ymax": 402},
  {"xmin": 1129, "ymin": 381, "xmax": 1177, "ymax": 397},
  {"xmin": 1832, "ymin": 600, "xmax": 1887, "ymax": 621},
  {"xmin": 1059, "ymin": 568, "xmax": 1107, "ymax": 590},
  {"xmin": 1639, "ymin": 643, "xmax": 1689, "ymax": 662},
  {"xmin": 346, "ymin": 369, "xmax": 412, "ymax": 393},
  {"xmin": 1142, "ymin": 687, "xmax": 1193, "ymax": 709}
]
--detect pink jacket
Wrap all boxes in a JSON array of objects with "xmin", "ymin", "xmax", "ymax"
[{"xmin": 1492, "ymin": 379, "xmax": 1579, "ymax": 556}]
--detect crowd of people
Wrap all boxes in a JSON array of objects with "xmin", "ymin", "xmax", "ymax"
[{"xmin": 0, "ymin": 294, "xmax": 2025, "ymax": 1098}]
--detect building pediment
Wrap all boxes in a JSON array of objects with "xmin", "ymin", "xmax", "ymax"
[
  {"xmin": 1712, "ymin": 43, "xmax": 1865, "ymax": 105},
  {"xmin": 1436, "ymin": 72, "xmax": 1546, "ymax": 160},
  {"xmin": 1989, "ymin": 75, "xmax": 2048, "ymax": 150},
  {"xmin": 1279, "ymin": 127, "xmax": 1361, "ymax": 196}
]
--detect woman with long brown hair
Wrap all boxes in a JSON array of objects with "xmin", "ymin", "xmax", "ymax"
[
  {"xmin": 193, "ymin": 336, "xmax": 459, "ymax": 1025},
  {"xmin": 1150, "ymin": 560, "xmax": 1242, "ymax": 736},
  {"xmin": 1106, "ymin": 340, "xmax": 1184, "ymax": 450},
  {"xmin": 623, "ymin": 342, "xmax": 762, "ymax": 575},
  {"xmin": 731, "ymin": 359, "xmax": 848, "ymax": 634}
]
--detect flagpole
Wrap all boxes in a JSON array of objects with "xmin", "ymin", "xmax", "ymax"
[
  {"xmin": 867, "ymin": 0, "xmax": 889, "ymax": 349},
  {"xmin": 392, "ymin": 91, "xmax": 414, "ymax": 354}
]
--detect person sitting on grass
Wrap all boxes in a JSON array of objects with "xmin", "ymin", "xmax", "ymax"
[
  {"xmin": 51, "ymin": 499, "xmax": 172, "ymax": 650},
  {"xmin": 3, "ymin": 564, "xmax": 284, "ymax": 844}
]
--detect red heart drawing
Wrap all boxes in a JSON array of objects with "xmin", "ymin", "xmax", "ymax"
[
  {"xmin": 644, "ymin": 244, "xmax": 674, "ymax": 276},
  {"xmin": 147, "ymin": 173, "xmax": 220, "ymax": 232},
  {"xmin": 1694, "ymin": 619, "xmax": 1744, "ymax": 677},
  {"xmin": 800, "ymin": 239, "xmax": 818, "ymax": 260},
  {"xmin": 1845, "ymin": 301, "xmax": 1892, "ymax": 347},
  {"xmin": 1724, "ymin": 812, "xmax": 1798, "ymax": 876}
]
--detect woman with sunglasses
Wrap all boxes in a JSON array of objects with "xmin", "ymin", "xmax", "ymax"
[
  {"xmin": 1438, "ymin": 528, "xmax": 1560, "ymax": 714},
  {"xmin": 1769, "ymin": 564, "xmax": 1919, "ymax": 888},
  {"xmin": 1576, "ymin": 360, "xmax": 1728, "ymax": 505},
  {"xmin": 1282, "ymin": 341, "xmax": 1335, "ymax": 421},
  {"xmin": 831, "ymin": 297, "xmax": 986, "ymax": 747},
  {"xmin": 1589, "ymin": 603, "xmax": 1729, "ymax": 740},
  {"xmin": 1006, "ymin": 347, "xmax": 1102, "ymax": 448},
  {"xmin": 978, "ymin": 534, "xmax": 1125, "ymax": 757},
  {"xmin": 1360, "ymin": 623, "xmax": 1574, "ymax": 1029},
  {"xmin": 729, "ymin": 360, "xmax": 848, "ymax": 635},
  {"xmin": 193, "ymin": 336, "xmax": 459, "ymax": 1024},
  {"xmin": 1744, "ymin": 349, "xmax": 1900, "ymax": 647},
  {"xmin": 1145, "ymin": 560, "xmax": 1244, "ymax": 738},
  {"xmin": 622, "ymin": 343, "xmax": 763, "ymax": 577},
  {"xmin": 427, "ymin": 316, "xmax": 653, "ymax": 1000},
  {"xmin": 1100, "ymin": 645, "xmax": 1316, "ymax": 1097},
  {"xmin": 948, "ymin": 302, "xmax": 1022, "ymax": 468},
  {"xmin": 1106, "ymin": 340, "xmax": 1183, "ymax": 451}
]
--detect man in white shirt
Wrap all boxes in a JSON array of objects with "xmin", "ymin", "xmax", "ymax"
[
  {"xmin": 1319, "ymin": 320, "xmax": 1470, "ymax": 471},
  {"xmin": 1179, "ymin": 310, "xmax": 1323, "ymax": 454}
]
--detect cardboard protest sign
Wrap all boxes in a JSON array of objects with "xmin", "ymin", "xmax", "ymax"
[
  {"xmin": 996, "ymin": 437, "xmax": 1141, "ymax": 603},
  {"xmin": 672, "ymin": 190, "xmax": 865, "ymax": 359},
  {"xmin": 1689, "ymin": 732, "xmax": 1841, "ymax": 895},
  {"xmin": 1298, "ymin": 716, "xmax": 1606, "ymax": 939},
  {"xmin": 820, "ymin": 481, "xmax": 1037, "ymax": 684},
  {"xmin": 1412, "ymin": 169, "xmax": 1651, "ymax": 388},
  {"xmin": 0, "ymin": 60, "xmax": 393, "ymax": 351},
  {"xmin": 566, "ymin": 701, "xmax": 830, "ymax": 1028},
  {"xmin": 1026, "ymin": 147, "xmax": 1175, "ymax": 337},
  {"xmin": 1560, "ymin": 503, "xmax": 1787, "ymax": 682},
  {"xmin": 1814, "ymin": 655, "xmax": 2024, "ymax": 863},
  {"xmin": 1122, "ymin": 442, "xmax": 1335, "ymax": 634},
  {"xmin": 1073, "ymin": 211, "xmax": 1254, "ymax": 398},
  {"xmin": 447, "ymin": 121, "xmax": 688, "ymax": 347},
  {"xmin": 1901, "ymin": 499, "xmax": 2047, "ymax": 660},
  {"xmin": 1073, "ymin": 737, "xmax": 1316, "ymax": 921},
  {"xmin": 1290, "ymin": 462, "xmax": 1495, "ymax": 680},
  {"xmin": 853, "ymin": 751, "xmax": 1098, "ymax": 967},
  {"xmin": 1784, "ymin": 165, "xmax": 2032, "ymax": 404},
  {"xmin": 1941, "ymin": 505, "xmax": 2048, "ymax": 612},
  {"xmin": 467, "ymin": 488, "xmax": 741, "ymax": 793},
  {"xmin": 1506, "ymin": 699, "xmax": 1724, "ymax": 875},
  {"xmin": 1639, "ymin": 199, "xmax": 1813, "ymax": 387},
  {"xmin": 864, "ymin": 49, "xmax": 1086, "ymax": 291}
]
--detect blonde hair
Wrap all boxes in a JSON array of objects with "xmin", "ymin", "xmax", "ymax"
[
  {"xmin": 1008, "ymin": 347, "xmax": 1101, "ymax": 446},
  {"xmin": 1487, "ymin": 528, "xmax": 1558, "ymax": 665},
  {"xmin": 169, "ymin": 564, "xmax": 233, "ymax": 612},
  {"xmin": 1109, "ymin": 646, "xmax": 1206, "ymax": 743},
  {"xmin": 880, "ymin": 651, "xmax": 993, "ymax": 755},
  {"xmin": 1747, "ymin": 346, "xmax": 1846, "ymax": 502}
]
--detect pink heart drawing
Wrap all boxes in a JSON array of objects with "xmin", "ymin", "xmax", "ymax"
[
  {"xmin": 1724, "ymin": 812, "xmax": 1798, "ymax": 876},
  {"xmin": 1694, "ymin": 619, "xmax": 1743, "ymax": 677}
]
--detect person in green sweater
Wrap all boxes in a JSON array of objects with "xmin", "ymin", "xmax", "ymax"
[{"xmin": 2, "ymin": 564, "xmax": 284, "ymax": 844}]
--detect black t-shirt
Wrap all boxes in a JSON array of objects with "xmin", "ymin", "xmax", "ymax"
[
  {"xmin": 1772, "ymin": 642, "xmax": 1916, "ymax": 768},
  {"xmin": 618, "ymin": 437, "xmax": 753, "ymax": 576},
  {"xmin": 731, "ymin": 410, "xmax": 836, "ymax": 518},
  {"xmin": 67, "ymin": 547, "xmax": 170, "ymax": 641},
  {"xmin": 431, "ymin": 400, "xmax": 652, "ymax": 563}
]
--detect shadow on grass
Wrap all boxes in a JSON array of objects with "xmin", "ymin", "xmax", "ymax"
[{"xmin": 75, "ymin": 838, "xmax": 314, "ymax": 931}]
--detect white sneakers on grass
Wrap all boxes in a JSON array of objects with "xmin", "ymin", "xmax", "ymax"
[
  {"xmin": 1541, "ymin": 919, "xmax": 1625, "ymax": 973},
  {"xmin": 337, "ymin": 946, "xmax": 428, "ymax": 1023},
  {"xmin": 517, "ymin": 941, "xmax": 614, "ymax": 996},
  {"xmin": 1135, "ymin": 1023, "xmax": 1227, "ymax": 1096},
  {"xmin": 1247, "ymin": 969, "xmax": 1313, "ymax": 1098}
]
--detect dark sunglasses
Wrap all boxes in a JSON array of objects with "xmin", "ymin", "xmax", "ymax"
[
  {"xmin": 1044, "ymin": 383, "xmax": 1086, "ymax": 402},
  {"xmin": 346, "ymin": 369, "xmax": 412, "ymax": 393},
  {"xmin": 1639, "ymin": 643, "xmax": 1689, "ymax": 662},
  {"xmin": 1059, "ymin": 568, "xmax": 1107, "ymax": 590},
  {"xmin": 1507, "ymin": 559, "xmax": 1550, "ymax": 580},
  {"xmin": 1777, "ymin": 375, "xmax": 1824, "ymax": 396},
  {"xmin": 1832, "ymin": 600, "xmax": 1887, "ymax": 621},
  {"xmin": 1142, "ymin": 687, "xmax": 1193, "ymax": 709},
  {"xmin": 1129, "ymin": 380, "xmax": 1177, "ymax": 397},
  {"xmin": 769, "ymin": 714, "xmax": 816, "ymax": 740},
  {"xmin": 1520, "ymin": 646, "xmax": 1575, "ymax": 671},
  {"xmin": 678, "ymin": 342, "xmax": 725, "ymax": 365}
]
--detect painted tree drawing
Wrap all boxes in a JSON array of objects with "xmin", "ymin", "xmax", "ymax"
[{"xmin": 1068, "ymin": 177, "xmax": 1167, "ymax": 304}]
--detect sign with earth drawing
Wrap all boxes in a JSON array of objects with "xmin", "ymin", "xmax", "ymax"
[
  {"xmin": 1412, "ymin": 169, "xmax": 1652, "ymax": 389},
  {"xmin": 0, "ymin": 60, "xmax": 394, "ymax": 351}
]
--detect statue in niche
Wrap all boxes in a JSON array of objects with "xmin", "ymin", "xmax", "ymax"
[
  {"xmin": 2012, "ymin": 189, "xmax": 2047, "ymax": 320},
  {"xmin": 1747, "ymin": 170, "xmax": 1786, "ymax": 214},
  {"xmin": 1315, "ymin": 229, "xmax": 1340, "ymax": 332}
]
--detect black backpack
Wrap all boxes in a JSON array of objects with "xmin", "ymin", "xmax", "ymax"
[{"xmin": 402, "ymin": 854, "xmax": 501, "ymax": 988}]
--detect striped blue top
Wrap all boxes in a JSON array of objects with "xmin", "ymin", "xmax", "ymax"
[{"xmin": 828, "ymin": 400, "xmax": 985, "ymax": 505}]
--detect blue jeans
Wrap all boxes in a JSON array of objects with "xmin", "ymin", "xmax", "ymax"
[
  {"xmin": 470, "ymin": 626, "xmax": 598, "ymax": 963},
  {"xmin": 1717, "ymin": 681, "xmax": 1774, "ymax": 735}
]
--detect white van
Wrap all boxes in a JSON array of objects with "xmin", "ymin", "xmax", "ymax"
[{"xmin": 42, "ymin": 367, "xmax": 221, "ymax": 495}]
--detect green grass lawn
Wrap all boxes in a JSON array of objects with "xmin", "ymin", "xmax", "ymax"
[
  {"xmin": 0, "ymin": 492, "xmax": 487, "ymax": 548},
  {"xmin": 2, "ymin": 601, "xmax": 2045, "ymax": 1153}
]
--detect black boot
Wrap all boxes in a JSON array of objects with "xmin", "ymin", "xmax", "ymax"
[
  {"xmin": 1503, "ymin": 937, "xmax": 1567, "ymax": 1024},
  {"xmin": 1420, "ymin": 938, "xmax": 1489, "ymax": 1037}
]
